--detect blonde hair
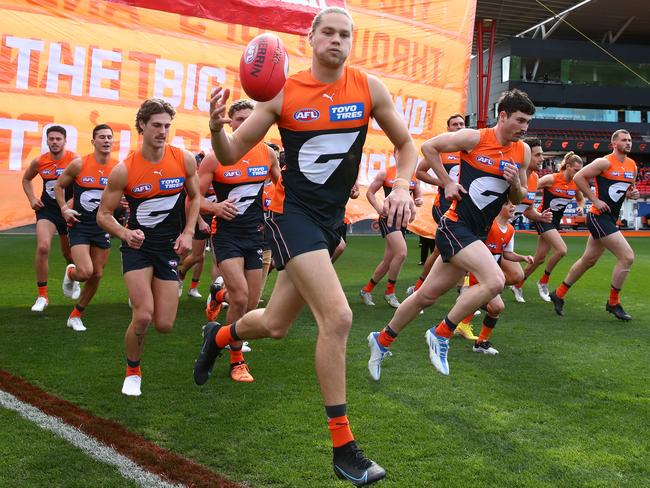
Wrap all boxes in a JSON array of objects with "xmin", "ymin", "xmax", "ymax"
[
  {"xmin": 559, "ymin": 151, "xmax": 583, "ymax": 171},
  {"xmin": 310, "ymin": 7, "xmax": 353, "ymax": 33}
]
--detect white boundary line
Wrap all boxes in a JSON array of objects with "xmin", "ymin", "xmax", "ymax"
[{"xmin": 0, "ymin": 389, "xmax": 182, "ymax": 488}]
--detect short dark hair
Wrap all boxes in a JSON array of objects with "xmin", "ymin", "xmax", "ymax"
[
  {"xmin": 611, "ymin": 129, "xmax": 630, "ymax": 142},
  {"xmin": 135, "ymin": 98, "xmax": 176, "ymax": 134},
  {"xmin": 46, "ymin": 125, "xmax": 66, "ymax": 138},
  {"xmin": 524, "ymin": 137, "xmax": 541, "ymax": 149},
  {"xmin": 497, "ymin": 89, "xmax": 535, "ymax": 117},
  {"xmin": 265, "ymin": 142, "xmax": 280, "ymax": 152},
  {"xmin": 92, "ymin": 124, "xmax": 113, "ymax": 139},
  {"xmin": 228, "ymin": 99, "xmax": 255, "ymax": 119},
  {"xmin": 446, "ymin": 113, "xmax": 464, "ymax": 127}
]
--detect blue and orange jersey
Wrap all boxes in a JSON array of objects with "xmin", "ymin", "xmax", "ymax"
[
  {"xmin": 444, "ymin": 128, "xmax": 526, "ymax": 240},
  {"xmin": 382, "ymin": 165, "xmax": 417, "ymax": 197},
  {"xmin": 537, "ymin": 172, "xmax": 579, "ymax": 225},
  {"xmin": 590, "ymin": 153, "xmax": 637, "ymax": 217},
  {"xmin": 270, "ymin": 66, "xmax": 373, "ymax": 228},
  {"xmin": 72, "ymin": 154, "xmax": 118, "ymax": 224},
  {"xmin": 212, "ymin": 142, "xmax": 271, "ymax": 233},
  {"xmin": 484, "ymin": 219, "xmax": 515, "ymax": 261},
  {"xmin": 514, "ymin": 171, "xmax": 539, "ymax": 218},
  {"xmin": 37, "ymin": 150, "xmax": 77, "ymax": 210},
  {"xmin": 432, "ymin": 152, "xmax": 461, "ymax": 213},
  {"xmin": 123, "ymin": 144, "xmax": 187, "ymax": 247}
]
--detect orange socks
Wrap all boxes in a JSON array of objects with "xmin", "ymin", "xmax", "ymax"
[
  {"xmin": 190, "ymin": 278, "xmax": 199, "ymax": 290},
  {"xmin": 461, "ymin": 312, "xmax": 474, "ymax": 324},
  {"xmin": 377, "ymin": 327, "xmax": 396, "ymax": 348},
  {"xmin": 69, "ymin": 306, "xmax": 83, "ymax": 319},
  {"xmin": 539, "ymin": 271, "xmax": 550, "ymax": 285},
  {"xmin": 608, "ymin": 286, "xmax": 621, "ymax": 306},
  {"xmin": 385, "ymin": 279, "xmax": 396, "ymax": 295},
  {"xmin": 328, "ymin": 415, "xmax": 354, "ymax": 448},
  {"xmin": 126, "ymin": 359, "xmax": 141, "ymax": 377},
  {"xmin": 556, "ymin": 281, "xmax": 571, "ymax": 299},
  {"xmin": 215, "ymin": 323, "xmax": 241, "ymax": 348},
  {"xmin": 362, "ymin": 279, "xmax": 377, "ymax": 293},
  {"xmin": 37, "ymin": 282, "xmax": 48, "ymax": 298},
  {"xmin": 215, "ymin": 288, "xmax": 227, "ymax": 302},
  {"xmin": 434, "ymin": 318, "xmax": 455, "ymax": 339},
  {"xmin": 478, "ymin": 315, "xmax": 498, "ymax": 343},
  {"xmin": 229, "ymin": 347, "xmax": 244, "ymax": 364}
]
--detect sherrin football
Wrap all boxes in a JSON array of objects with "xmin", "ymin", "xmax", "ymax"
[{"xmin": 239, "ymin": 33, "xmax": 289, "ymax": 102}]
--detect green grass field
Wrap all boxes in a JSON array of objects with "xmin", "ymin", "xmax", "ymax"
[{"xmin": 1, "ymin": 233, "xmax": 649, "ymax": 487}]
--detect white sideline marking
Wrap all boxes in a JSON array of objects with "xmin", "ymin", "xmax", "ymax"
[{"xmin": 0, "ymin": 390, "xmax": 182, "ymax": 488}]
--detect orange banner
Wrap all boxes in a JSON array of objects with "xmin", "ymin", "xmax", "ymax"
[{"xmin": 0, "ymin": 0, "xmax": 475, "ymax": 230}]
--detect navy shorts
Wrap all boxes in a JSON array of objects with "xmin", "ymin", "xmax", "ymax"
[
  {"xmin": 211, "ymin": 229, "xmax": 263, "ymax": 270},
  {"xmin": 587, "ymin": 212, "xmax": 619, "ymax": 239},
  {"xmin": 69, "ymin": 224, "xmax": 111, "ymax": 249},
  {"xmin": 432, "ymin": 205, "xmax": 444, "ymax": 225},
  {"xmin": 534, "ymin": 220, "xmax": 561, "ymax": 234},
  {"xmin": 121, "ymin": 245, "xmax": 179, "ymax": 281},
  {"xmin": 336, "ymin": 222, "xmax": 348, "ymax": 243},
  {"xmin": 378, "ymin": 216, "xmax": 406, "ymax": 238},
  {"xmin": 194, "ymin": 214, "xmax": 212, "ymax": 240},
  {"xmin": 435, "ymin": 217, "xmax": 480, "ymax": 263},
  {"xmin": 36, "ymin": 207, "xmax": 68, "ymax": 235},
  {"xmin": 265, "ymin": 211, "xmax": 340, "ymax": 271}
]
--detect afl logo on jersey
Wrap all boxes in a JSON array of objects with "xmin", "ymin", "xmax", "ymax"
[
  {"xmin": 42, "ymin": 169, "xmax": 52, "ymax": 175},
  {"xmin": 132, "ymin": 184, "xmax": 152, "ymax": 194},
  {"xmin": 293, "ymin": 108, "xmax": 320, "ymax": 122},
  {"xmin": 159, "ymin": 178, "xmax": 185, "ymax": 190},
  {"xmin": 329, "ymin": 102, "xmax": 365, "ymax": 121},
  {"xmin": 82, "ymin": 176, "xmax": 95, "ymax": 184},
  {"xmin": 476, "ymin": 155, "xmax": 494, "ymax": 166},
  {"xmin": 224, "ymin": 170, "xmax": 242, "ymax": 178}
]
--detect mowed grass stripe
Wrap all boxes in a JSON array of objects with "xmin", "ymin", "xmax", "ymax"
[{"xmin": 0, "ymin": 234, "xmax": 649, "ymax": 487}]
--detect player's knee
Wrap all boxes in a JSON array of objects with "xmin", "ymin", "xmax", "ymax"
[
  {"xmin": 394, "ymin": 249, "xmax": 407, "ymax": 264},
  {"xmin": 131, "ymin": 310, "xmax": 153, "ymax": 329},
  {"xmin": 487, "ymin": 301, "xmax": 504, "ymax": 316},
  {"xmin": 265, "ymin": 321, "xmax": 289, "ymax": 340},
  {"xmin": 322, "ymin": 307, "xmax": 353, "ymax": 337},
  {"xmin": 621, "ymin": 250, "xmax": 634, "ymax": 268},
  {"xmin": 556, "ymin": 245, "xmax": 568, "ymax": 258},
  {"xmin": 485, "ymin": 274, "xmax": 505, "ymax": 296},
  {"xmin": 416, "ymin": 288, "xmax": 438, "ymax": 308},
  {"xmin": 75, "ymin": 266, "xmax": 93, "ymax": 281},
  {"xmin": 582, "ymin": 256, "xmax": 598, "ymax": 268},
  {"xmin": 91, "ymin": 268, "xmax": 104, "ymax": 280},
  {"xmin": 228, "ymin": 289, "xmax": 248, "ymax": 312},
  {"xmin": 153, "ymin": 320, "xmax": 174, "ymax": 333},
  {"xmin": 36, "ymin": 242, "xmax": 51, "ymax": 256},
  {"xmin": 509, "ymin": 267, "xmax": 524, "ymax": 285}
]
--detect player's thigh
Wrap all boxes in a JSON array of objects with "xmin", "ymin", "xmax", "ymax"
[
  {"xmin": 385, "ymin": 230, "xmax": 407, "ymax": 256},
  {"xmin": 218, "ymin": 257, "xmax": 247, "ymax": 296},
  {"xmin": 451, "ymin": 240, "xmax": 504, "ymax": 288},
  {"xmin": 541, "ymin": 229, "xmax": 566, "ymax": 253},
  {"xmin": 600, "ymin": 232, "xmax": 634, "ymax": 262},
  {"xmin": 284, "ymin": 249, "xmax": 350, "ymax": 327},
  {"xmin": 244, "ymin": 267, "xmax": 264, "ymax": 310},
  {"xmin": 89, "ymin": 246, "xmax": 111, "ymax": 274},
  {"xmin": 191, "ymin": 238, "xmax": 206, "ymax": 259},
  {"xmin": 418, "ymin": 254, "xmax": 466, "ymax": 301},
  {"xmin": 151, "ymin": 277, "xmax": 180, "ymax": 329},
  {"xmin": 35, "ymin": 219, "xmax": 56, "ymax": 249},
  {"xmin": 124, "ymin": 267, "xmax": 155, "ymax": 313},
  {"xmin": 500, "ymin": 258, "xmax": 523, "ymax": 285},
  {"xmin": 262, "ymin": 269, "xmax": 306, "ymax": 335},
  {"xmin": 71, "ymin": 244, "xmax": 93, "ymax": 272}
]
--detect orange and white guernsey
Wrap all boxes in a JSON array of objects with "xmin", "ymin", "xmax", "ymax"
[
  {"xmin": 513, "ymin": 171, "xmax": 539, "ymax": 218},
  {"xmin": 537, "ymin": 172, "xmax": 579, "ymax": 225},
  {"xmin": 72, "ymin": 154, "xmax": 118, "ymax": 225},
  {"xmin": 37, "ymin": 150, "xmax": 77, "ymax": 211},
  {"xmin": 432, "ymin": 152, "xmax": 461, "ymax": 213},
  {"xmin": 212, "ymin": 142, "xmax": 271, "ymax": 233},
  {"xmin": 444, "ymin": 128, "xmax": 526, "ymax": 239},
  {"xmin": 590, "ymin": 153, "xmax": 637, "ymax": 218},
  {"xmin": 270, "ymin": 66, "xmax": 373, "ymax": 228},
  {"xmin": 383, "ymin": 165, "xmax": 416, "ymax": 197},
  {"xmin": 123, "ymin": 144, "xmax": 187, "ymax": 247}
]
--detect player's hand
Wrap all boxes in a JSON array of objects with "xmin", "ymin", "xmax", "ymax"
[
  {"xmin": 30, "ymin": 198, "xmax": 44, "ymax": 210},
  {"xmin": 502, "ymin": 161, "xmax": 519, "ymax": 184},
  {"xmin": 627, "ymin": 186, "xmax": 640, "ymax": 200},
  {"xmin": 62, "ymin": 207, "xmax": 81, "ymax": 225},
  {"xmin": 174, "ymin": 231, "xmax": 192, "ymax": 256},
  {"xmin": 213, "ymin": 198, "xmax": 239, "ymax": 220},
  {"xmin": 540, "ymin": 208, "xmax": 553, "ymax": 223},
  {"xmin": 208, "ymin": 87, "xmax": 232, "ymax": 133},
  {"xmin": 120, "ymin": 197, "xmax": 129, "ymax": 209},
  {"xmin": 593, "ymin": 199, "xmax": 611, "ymax": 213},
  {"xmin": 575, "ymin": 206, "xmax": 584, "ymax": 216},
  {"xmin": 383, "ymin": 188, "xmax": 415, "ymax": 228},
  {"xmin": 124, "ymin": 228, "xmax": 145, "ymax": 249},
  {"xmin": 444, "ymin": 181, "xmax": 467, "ymax": 201},
  {"xmin": 349, "ymin": 183, "xmax": 360, "ymax": 199},
  {"xmin": 414, "ymin": 197, "xmax": 424, "ymax": 207},
  {"xmin": 523, "ymin": 255, "xmax": 534, "ymax": 264},
  {"xmin": 198, "ymin": 217, "xmax": 210, "ymax": 234}
]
